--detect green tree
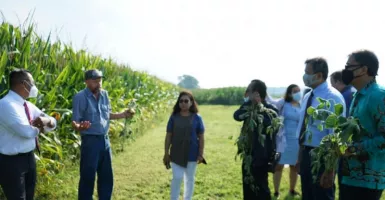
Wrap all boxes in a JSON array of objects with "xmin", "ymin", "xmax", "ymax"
[{"xmin": 177, "ymin": 74, "xmax": 200, "ymax": 89}]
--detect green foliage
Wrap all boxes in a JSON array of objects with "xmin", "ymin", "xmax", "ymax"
[
  {"xmin": 0, "ymin": 19, "xmax": 179, "ymax": 196},
  {"xmin": 193, "ymin": 87, "xmax": 282, "ymax": 105},
  {"xmin": 193, "ymin": 87, "xmax": 246, "ymax": 105},
  {"xmin": 177, "ymin": 74, "xmax": 200, "ymax": 89},
  {"xmin": 306, "ymin": 98, "xmax": 361, "ymax": 182},
  {"xmin": 235, "ymin": 103, "xmax": 282, "ymax": 192}
]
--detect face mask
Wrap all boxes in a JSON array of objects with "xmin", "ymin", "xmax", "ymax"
[
  {"xmin": 303, "ymin": 74, "xmax": 318, "ymax": 87},
  {"xmin": 342, "ymin": 67, "xmax": 365, "ymax": 85},
  {"xmin": 244, "ymin": 96, "xmax": 250, "ymax": 102},
  {"xmin": 23, "ymin": 81, "xmax": 39, "ymax": 98},
  {"xmin": 292, "ymin": 92, "xmax": 302, "ymax": 102}
]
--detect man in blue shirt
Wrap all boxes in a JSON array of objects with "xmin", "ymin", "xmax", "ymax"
[
  {"xmin": 296, "ymin": 58, "xmax": 346, "ymax": 200},
  {"xmin": 330, "ymin": 70, "xmax": 356, "ymax": 116},
  {"xmin": 72, "ymin": 69, "xmax": 135, "ymax": 200},
  {"xmin": 339, "ymin": 50, "xmax": 385, "ymax": 200}
]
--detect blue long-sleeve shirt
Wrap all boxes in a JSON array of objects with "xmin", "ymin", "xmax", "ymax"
[
  {"xmin": 341, "ymin": 85, "xmax": 356, "ymax": 117},
  {"xmin": 296, "ymin": 82, "xmax": 346, "ymax": 147}
]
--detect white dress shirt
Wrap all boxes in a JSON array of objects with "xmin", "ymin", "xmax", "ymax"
[{"xmin": 0, "ymin": 90, "xmax": 57, "ymax": 155}]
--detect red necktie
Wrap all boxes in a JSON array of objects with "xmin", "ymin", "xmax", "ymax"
[{"xmin": 23, "ymin": 102, "xmax": 41, "ymax": 154}]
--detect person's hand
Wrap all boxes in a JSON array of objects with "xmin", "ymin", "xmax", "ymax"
[
  {"xmin": 163, "ymin": 154, "xmax": 171, "ymax": 169},
  {"xmin": 32, "ymin": 116, "xmax": 50, "ymax": 128},
  {"xmin": 197, "ymin": 155, "xmax": 204, "ymax": 164},
  {"xmin": 32, "ymin": 117, "xmax": 51, "ymax": 133},
  {"xmin": 239, "ymin": 113, "xmax": 250, "ymax": 120},
  {"xmin": 343, "ymin": 145, "xmax": 361, "ymax": 157},
  {"xmin": 123, "ymin": 109, "xmax": 135, "ymax": 119},
  {"xmin": 72, "ymin": 121, "xmax": 91, "ymax": 131},
  {"xmin": 320, "ymin": 170, "xmax": 335, "ymax": 188}
]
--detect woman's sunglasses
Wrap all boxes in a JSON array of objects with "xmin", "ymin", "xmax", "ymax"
[{"xmin": 179, "ymin": 99, "xmax": 190, "ymax": 104}]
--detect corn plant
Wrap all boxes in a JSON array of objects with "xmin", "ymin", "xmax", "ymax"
[{"xmin": 0, "ymin": 18, "xmax": 179, "ymax": 187}]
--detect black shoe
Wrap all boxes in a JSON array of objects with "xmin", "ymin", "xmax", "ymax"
[
  {"xmin": 274, "ymin": 192, "xmax": 280, "ymax": 198},
  {"xmin": 290, "ymin": 190, "xmax": 300, "ymax": 196}
]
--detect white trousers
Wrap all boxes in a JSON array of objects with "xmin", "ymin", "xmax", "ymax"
[{"xmin": 170, "ymin": 162, "xmax": 198, "ymax": 200}]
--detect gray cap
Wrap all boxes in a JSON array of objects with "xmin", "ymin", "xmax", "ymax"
[{"xmin": 85, "ymin": 69, "xmax": 104, "ymax": 80}]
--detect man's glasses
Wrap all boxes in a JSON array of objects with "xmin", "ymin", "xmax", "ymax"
[
  {"xmin": 345, "ymin": 64, "xmax": 362, "ymax": 69},
  {"xmin": 179, "ymin": 99, "xmax": 190, "ymax": 104}
]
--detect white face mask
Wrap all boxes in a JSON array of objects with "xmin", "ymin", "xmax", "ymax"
[
  {"xmin": 29, "ymin": 85, "xmax": 38, "ymax": 98},
  {"xmin": 292, "ymin": 92, "xmax": 302, "ymax": 102},
  {"xmin": 244, "ymin": 96, "xmax": 250, "ymax": 102},
  {"xmin": 24, "ymin": 81, "xmax": 39, "ymax": 98}
]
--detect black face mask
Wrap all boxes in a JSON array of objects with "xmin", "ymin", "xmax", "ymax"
[{"xmin": 342, "ymin": 66, "xmax": 365, "ymax": 85}]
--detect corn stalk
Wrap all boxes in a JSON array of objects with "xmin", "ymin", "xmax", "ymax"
[{"xmin": 0, "ymin": 18, "xmax": 179, "ymax": 186}]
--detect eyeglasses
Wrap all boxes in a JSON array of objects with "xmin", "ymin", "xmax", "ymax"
[
  {"xmin": 23, "ymin": 80, "xmax": 35, "ymax": 87},
  {"xmin": 179, "ymin": 99, "xmax": 190, "ymax": 104},
  {"xmin": 345, "ymin": 64, "xmax": 362, "ymax": 69}
]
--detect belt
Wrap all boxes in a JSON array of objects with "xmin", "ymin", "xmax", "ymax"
[
  {"xmin": 81, "ymin": 134, "xmax": 108, "ymax": 139},
  {"xmin": 302, "ymin": 145, "xmax": 315, "ymax": 151},
  {"xmin": 0, "ymin": 151, "xmax": 33, "ymax": 157}
]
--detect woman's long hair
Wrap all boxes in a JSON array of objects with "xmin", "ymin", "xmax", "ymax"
[
  {"xmin": 284, "ymin": 84, "xmax": 299, "ymax": 103},
  {"xmin": 172, "ymin": 91, "xmax": 199, "ymax": 115}
]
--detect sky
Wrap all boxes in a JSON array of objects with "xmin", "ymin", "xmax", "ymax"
[{"xmin": 2, "ymin": 0, "xmax": 385, "ymax": 89}]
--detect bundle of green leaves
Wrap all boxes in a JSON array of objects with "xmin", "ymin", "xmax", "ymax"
[
  {"xmin": 304, "ymin": 98, "xmax": 360, "ymax": 182},
  {"xmin": 235, "ymin": 102, "xmax": 282, "ymax": 191}
]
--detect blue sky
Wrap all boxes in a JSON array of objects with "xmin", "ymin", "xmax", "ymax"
[{"xmin": 2, "ymin": 0, "xmax": 385, "ymax": 89}]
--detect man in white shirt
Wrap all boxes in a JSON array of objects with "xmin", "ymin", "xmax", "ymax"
[{"xmin": 0, "ymin": 68, "xmax": 57, "ymax": 200}]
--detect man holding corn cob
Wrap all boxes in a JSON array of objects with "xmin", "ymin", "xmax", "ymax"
[
  {"xmin": 339, "ymin": 50, "xmax": 385, "ymax": 200},
  {"xmin": 71, "ymin": 69, "xmax": 135, "ymax": 200}
]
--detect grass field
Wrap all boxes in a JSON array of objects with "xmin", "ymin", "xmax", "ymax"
[
  {"xmin": 108, "ymin": 105, "xmax": 301, "ymax": 200},
  {"xmin": 110, "ymin": 105, "xmax": 304, "ymax": 200},
  {"xmin": 34, "ymin": 105, "xmax": 367, "ymax": 199}
]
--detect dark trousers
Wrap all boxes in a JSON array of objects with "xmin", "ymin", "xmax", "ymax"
[
  {"xmin": 0, "ymin": 151, "xmax": 36, "ymax": 200},
  {"xmin": 78, "ymin": 135, "xmax": 113, "ymax": 200},
  {"xmin": 337, "ymin": 157, "xmax": 343, "ymax": 198},
  {"xmin": 242, "ymin": 161, "xmax": 271, "ymax": 200},
  {"xmin": 340, "ymin": 184, "xmax": 383, "ymax": 200},
  {"xmin": 300, "ymin": 146, "xmax": 335, "ymax": 200}
]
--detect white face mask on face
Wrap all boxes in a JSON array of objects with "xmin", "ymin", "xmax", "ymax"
[
  {"xmin": 292, "ymin": 92, "xmax": 302, "ymax": 102},
  {"xmin": 24, "ymin": 81, "xmax": 39, "ymax": 98}
]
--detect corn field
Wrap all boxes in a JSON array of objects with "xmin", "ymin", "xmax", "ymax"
[{"xmin": 0, "ymin": 20, "xmax": 179, "ymax": 196}]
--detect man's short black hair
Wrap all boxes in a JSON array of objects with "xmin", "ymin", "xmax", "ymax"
[
  {"xmin": 249, "ymin": 79, "xmax": 267, "ymax": 100},
  {"xmin": 305, "ymin": 57, "xmax": 329, "ymax": 80},
  {"xmin": 349, "ymin": 49, "xmax": 379, "ymax": 76},
  {"xmin": 330, "ymin": 70, "xmax": 343, "ymax": 83},
  {"xmin": 9, "ymin": 68, "xmax": 31, "ymax": 88}
]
